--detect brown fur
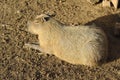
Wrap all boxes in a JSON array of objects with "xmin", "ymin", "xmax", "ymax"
[{"xmin": 26, "ymin": 14, "xmax": 108, "ymax": 66}]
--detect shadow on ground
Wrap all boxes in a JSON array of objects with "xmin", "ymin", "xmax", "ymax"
[{"xmin": 86, "ymin": 13, "xmax": 120, "ymax": 63}]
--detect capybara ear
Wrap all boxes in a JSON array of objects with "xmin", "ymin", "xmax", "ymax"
[
  {"xmin": 39, "ymin": 16, "xmax": 50, "ymax": 23},
  {"xmin": 47, "ymin": 13, "xmax": 56, "ymax": 17},
  {"xmin": 35, "ymin": 14, "xmax": 50, "ymax": 23},
  {"xmin": 43, "ymin": 16, "xmax": 50, "ymax": 22}
]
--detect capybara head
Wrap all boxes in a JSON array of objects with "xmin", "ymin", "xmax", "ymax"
[{"xmin": 27, "ymin": 14, "xmax": 52, "ymax": 34}]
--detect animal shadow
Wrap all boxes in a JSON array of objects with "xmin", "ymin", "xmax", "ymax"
[{"xmin": 85, "ymin": 13, "xmax": 120, "ymax": 63}]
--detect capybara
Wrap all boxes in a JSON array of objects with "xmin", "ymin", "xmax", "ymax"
[{"xmin": 25, "ymin": 14, "xmax": 108, "ymax": 66}]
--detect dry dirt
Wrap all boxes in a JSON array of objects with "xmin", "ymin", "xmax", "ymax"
[{"xmin": 0, "ymin": 0, "xmax": 120, "ymax": 80}]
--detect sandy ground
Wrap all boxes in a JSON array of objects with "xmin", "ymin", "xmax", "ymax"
[{"xmin": 0, "ymin": 0, "xmax": 120, "ymax": 80}]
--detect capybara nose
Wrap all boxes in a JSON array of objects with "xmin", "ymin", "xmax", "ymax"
[
  {"xmin": 25, "ymin": 21, "xmax": 32, "ymax": 32},
  {"xmin": 27, "ymin": 21, "xmax": 32, "ymax": 27}
]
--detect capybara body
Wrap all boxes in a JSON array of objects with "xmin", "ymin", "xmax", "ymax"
[{"xmin": 27, "ymin": 14, "xmax": 108, "ymax": 66}]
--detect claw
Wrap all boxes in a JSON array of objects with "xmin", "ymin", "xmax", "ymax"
[{"xmin": 23, "ymin": 43, "xmax": 31, "ymax": 49}]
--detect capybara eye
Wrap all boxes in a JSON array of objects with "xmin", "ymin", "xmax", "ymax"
[
  {"xmin": 34, "ymin": 20, "xmax": 39, "ymax": 23},
  {"xmin": 43, "ymin": 16, "xmax": 50, "ymax": 21}
]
